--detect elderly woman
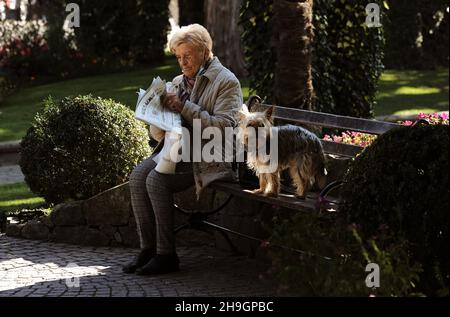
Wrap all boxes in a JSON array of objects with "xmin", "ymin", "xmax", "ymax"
[{"xmin": 122, "ymin": 24, "xmax": 243, "ymax": 275}]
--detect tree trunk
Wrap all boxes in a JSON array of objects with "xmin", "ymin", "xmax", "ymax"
[
  {"xmin": 272, "ymin": 0, "xmax": 314, "ymax": 110},
  {"xmin": 204, "ymin": 0, "xmax": 247, "ymax": 77},
  {"xmin": 178, "ymin": 0, "xmax": 204, "ymax": 26}
]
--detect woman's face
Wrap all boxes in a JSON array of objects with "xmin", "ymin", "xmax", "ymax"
[{"xmin": 174, "ymin": 42, "xmax": 206, "ymax": 78}]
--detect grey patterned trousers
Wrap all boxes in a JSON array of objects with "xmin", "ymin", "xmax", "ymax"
[{"xmin": 129, "ymin": 156, "xmax": 194, "ymax": 255}]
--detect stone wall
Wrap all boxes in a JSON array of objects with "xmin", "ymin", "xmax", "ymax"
[{"xmin": 6, "ymin": 183, "xmax": 141, "ymax": 247}]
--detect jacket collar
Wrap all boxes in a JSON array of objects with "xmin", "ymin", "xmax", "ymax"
[{"xmin": 197, "ymin": 56, "xmax": 222, "ymax": 82}]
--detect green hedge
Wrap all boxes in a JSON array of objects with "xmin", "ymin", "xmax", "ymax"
[
  {"xmin": 20, "ymin": 95, "xmax": 151, "ymax": 204},
  {"xmin": 341, "ymin": 124, "xmax": 449, "ymax": 296}
]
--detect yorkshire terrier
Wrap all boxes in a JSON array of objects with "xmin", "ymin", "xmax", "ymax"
[{"xmin": 238, "ymin": 104, "xmax": 327, "ymax": 199}]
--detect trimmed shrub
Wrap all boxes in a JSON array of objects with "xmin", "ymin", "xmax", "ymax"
[
  {"xmin": 19, "ymin": 95, "xmax": 151, "ymax": 204},
  {"xmin": 341, "ymin": 124, "xmax": 449, "ymax": 296}
]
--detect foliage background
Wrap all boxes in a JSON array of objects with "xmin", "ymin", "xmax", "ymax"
[{"xmin": 240, "ymin": 0, "xmax": 385, "ymax": 118}]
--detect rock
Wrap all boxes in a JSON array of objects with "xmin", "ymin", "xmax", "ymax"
[
  {"xmin": 99, "ymin": 224, "xmax": 116, "ymax": 238},
  {"xmin": 83, "ymin": 228, "xmax": 110, "ymax": 246},
  {"xmin": 118, "ymin": 226, "xmax": 139, "ymax": 248},
  {"xmin": 128, "ymin": 216, "xmax": 137, "ymax": 228},
  {"xmin": 113, "ymin": 231, "xmax": 122, "ymax": 243},
  {"xmin": 21, "ymin": 220, "xmax": 49, "ymax": 240},
  {"xmin": 51, "ymin": 201, "xmax": 85, "ymax": 226},
  {"xmin": 39, "ymin": 215, "xmax": 54, "ymax": 228},
  {"xmin": 84, "ymin": 183, "xmax": 130, "ymax": 226},
  {"xmin": 5, "ymin": 223, "xmax": 24, "ymax": 237}
]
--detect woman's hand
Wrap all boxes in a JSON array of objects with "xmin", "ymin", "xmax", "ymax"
[{"xmin": 161, "ymin": 93, "xmax": 184, "ymax": 113}]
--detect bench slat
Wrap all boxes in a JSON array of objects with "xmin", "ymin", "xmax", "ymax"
[
  {"xmin": 255, "ymin": 104, "xmax": 400, "ymax": 135},
  {"xmin": 210, "ymin": 181, "xmax": 317, "ymax": 212},
  {"xmin": 322, "ymin": 140, "xmax": 363, "ymax": 157}
]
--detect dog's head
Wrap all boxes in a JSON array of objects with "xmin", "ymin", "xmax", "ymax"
[{"xmin": 237, "ymin": 104, "xmax": 274, "ymax": 149}]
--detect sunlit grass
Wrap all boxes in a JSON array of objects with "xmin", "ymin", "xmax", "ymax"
[
  {"xmin": 392, "ymin": 108, "xmax": 443, "ymax": 117},
  {"xmin": 0, "ymin": 182, "xmax": 45, "ymax": 214},
  {"xmin": 375, "ymin": 68, "xmax": 449, "ymax": 116},
  {"xmin": 394, "ymin": 87, "xmax": 440, "ymax": 95}
]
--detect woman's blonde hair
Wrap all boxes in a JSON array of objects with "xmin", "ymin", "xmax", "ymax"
[{"xmin": 169, "ymin": 24, "xmax": 213, "ymax": 59}]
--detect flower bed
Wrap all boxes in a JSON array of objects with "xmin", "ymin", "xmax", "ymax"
[{"xmin": 323, "ymin": 112, "xmax": 449, "ymax": 147}]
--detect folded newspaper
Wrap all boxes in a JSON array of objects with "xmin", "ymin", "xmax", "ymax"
[
  {"xmin": 135, "ymin": 76, "xmax": 182, "ymax": 174},
  {"xmin": 135, "ymin": 76, "xmax": 182, "ymax": 134}
]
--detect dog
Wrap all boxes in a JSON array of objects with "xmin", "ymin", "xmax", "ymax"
[{"xmin": 238, "ymin": 104, "xmax": 327, "ymax": 199}]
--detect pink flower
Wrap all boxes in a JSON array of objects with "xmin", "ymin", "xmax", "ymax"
[
  {"xmin": 402, "ymin": 120, "xmax": 414, "ymax": 126},
  {"xmin": 440, "ymin": 113, "xmax": 449, "ymax": 121},
  {"xmin": 417, "ymin": 112, "xmax": 427, "ymax": 119},
  {"xmin": 333, "ymin": 135, "xmax": 343, "ymax": 143}
]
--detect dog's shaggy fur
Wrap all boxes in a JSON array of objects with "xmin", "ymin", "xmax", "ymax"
[{"xmin": 238, "ymin": 104, "xmax": 327, "ymax": 198}]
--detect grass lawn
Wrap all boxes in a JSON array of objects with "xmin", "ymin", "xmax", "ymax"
[
  {"xmin": 375, "ymin": 68, "xmax": 449, "ymax": 117},
  {"xmin": 0, "ymin": 182, "xmax": 45, "ymax": 215}
]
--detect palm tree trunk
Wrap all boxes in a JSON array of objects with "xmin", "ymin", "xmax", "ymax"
[
  {"xmin": 273, "ymin": 0, "xmax": 314, "ymax": 110},
  {"xmin": 204, "ymin": 0, "xmax": 247, "ymax": 77}
]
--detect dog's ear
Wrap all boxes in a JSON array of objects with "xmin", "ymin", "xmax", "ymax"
[
  {"xmin": 265, "ymin": 106, "xmax": 274, "ymax": 121},
  {"xmin": 241, "ymin": 104, "xmax": 249, "ymax": 114},
  {"xmin": 238, "ymin": 104, "xmax": 249, "ymax": 122}
]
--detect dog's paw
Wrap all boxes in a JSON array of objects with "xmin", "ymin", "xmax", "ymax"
[
  {"xmin": 251, "ymin": 188, "xmax": 264, "ymax": 194},
  {"xmin": 264, "ymin": 191, "xmax": 279, "ymax": 197}
]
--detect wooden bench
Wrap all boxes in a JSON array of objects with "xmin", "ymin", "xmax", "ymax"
[{"xmin": 174, "ymin": 97, "xmax": 402, "ymax": 256}]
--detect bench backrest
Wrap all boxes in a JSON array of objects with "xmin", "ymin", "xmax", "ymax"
[{"xmin": 256, "ymin": 104, "xmax": 402, "ymax": 157}]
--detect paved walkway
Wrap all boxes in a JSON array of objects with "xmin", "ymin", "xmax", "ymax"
[
  {"xmin": 0, "ymin": 235, "xmax": 278, "ymax": 297},
  {"xmin": 0, "ymin": 165, "xmax": 24, "ymax": 185}
]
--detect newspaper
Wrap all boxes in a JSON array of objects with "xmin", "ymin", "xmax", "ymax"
[
  {"xmin": 135, "ymin": 76, "xmax": 182, "ymax": 134},
  {"xmin": 135, "ymin": 76, "xmax": 183, "ymax": 174}
]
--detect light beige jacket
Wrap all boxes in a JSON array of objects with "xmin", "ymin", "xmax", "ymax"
[{"xmin": 154, "ymin": 57, "xmax": 243, "ymax": 199}]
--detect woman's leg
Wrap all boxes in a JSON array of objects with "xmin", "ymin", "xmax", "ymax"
[
  {"xmin": 128, "ymin": 157, "xmax": 158, "ymax": 249},
  {"xmin": 145, "ymin": 163, "xmax": 195, "ymax": 255}
]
